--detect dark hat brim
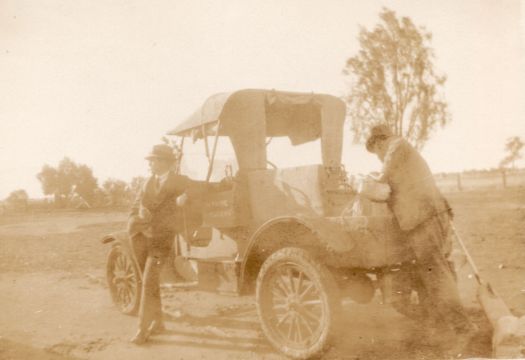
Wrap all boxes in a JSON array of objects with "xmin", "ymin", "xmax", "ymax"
[
  {"xmin": 365, "ymin": 137, "xmax": 376, "ymax": 153},
  {"xmin": 145, "ymin": 154, "xmax": 176, "ymax": 162}
]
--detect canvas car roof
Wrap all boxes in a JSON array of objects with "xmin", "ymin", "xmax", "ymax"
[
  {"xmin": 167, "ymin": 89, "xmax": 345, "ymax": 144},
  {"xmin": 168, "ymin": 89, "xmax": 346, "ymax": 169}
]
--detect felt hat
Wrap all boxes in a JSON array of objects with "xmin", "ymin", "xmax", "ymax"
[
  {"xmin": 366, "ymin": 124, "xmax": 393, "ymax": 152},
  {"xmin": 145, "ymin": 144, "xmax": 177, "ymax": 162}
]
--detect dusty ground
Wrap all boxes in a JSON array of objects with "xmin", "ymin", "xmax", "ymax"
[{"xmin": 0, "ymin": 188, "xmax": 524, "ymax": 360}]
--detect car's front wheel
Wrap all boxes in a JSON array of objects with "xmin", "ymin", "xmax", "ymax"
[
  {"xmin": 256, "ymin": 247, "xmax": 341, "ymax": 359},
  {"xmin": 106, "ymin": 245, "xmax": 141, "ymax": 315}
]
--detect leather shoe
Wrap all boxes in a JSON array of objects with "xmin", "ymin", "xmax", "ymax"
[
  {"xmin": 130, "ymin": 329, "xmax": 150, "ymax": 345},
  {"xmin": 445, "ymin": 324, "xmax": 480, "ymax": 358}
]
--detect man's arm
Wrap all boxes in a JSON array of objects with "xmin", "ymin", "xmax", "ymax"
[
  {"xmin": 175, "ymin": 177, "xmax": 231, "ymax": 207},
  {"xmin": 357, "ymin": 138, "xmax": 404, "ymax": 202},
  {"xmin": 180, "ymin": 177, "xmax": 220, "ymax": 199},
  {"xmin": 127, "ymin": 180, "xmax": 150, "ymax": 236},
  {"xmin": 173, "ymin": 175, "xmax": 201, "ymax": 207},
  {"xmin": 362, "ymin": 138, "xmax": 404, "ymax": 185},
  {"xmin": 130, "ymin": 179, "xmax": 153, "ymax": 222},
  {"xmin": 129, "ymin": 185, "xmax": 143, "ymax": 217},
  {"xmin": 381, "ymin": 138, "xmax": 403, "ymax": 181}
]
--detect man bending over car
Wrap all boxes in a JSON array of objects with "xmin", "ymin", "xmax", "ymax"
[{"xmin": 362, "ymin": 125, "xmax": 477, "ymax": 355}]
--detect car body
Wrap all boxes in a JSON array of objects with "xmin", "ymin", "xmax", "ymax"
[{"xmin": 103, "ymin": 89, "xmax": 415, "ymax": 359}]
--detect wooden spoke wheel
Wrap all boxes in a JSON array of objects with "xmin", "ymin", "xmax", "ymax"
[
  {"xmin": 256, "ymin": 247, "xmax": 341, "ymax": 359},
  {"xmin": 106, "ymin": 245, "xmax": 141, "ymax": 315}
]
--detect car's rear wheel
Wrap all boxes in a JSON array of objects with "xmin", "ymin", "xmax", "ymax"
[
  {"xmin": 106, "ymin": 245, "xmax": 141, "ymax": 315},
  {"xmin": 256, "ymin": 247, "xmax": 341, "ymax": 359}
]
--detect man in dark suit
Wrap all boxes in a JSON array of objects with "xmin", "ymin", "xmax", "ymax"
[
  {"xmin": 128, "ymin": 144, "xmax": 190, "ymax": 345},
  {"xmin": 364, "ymin": 125, "xmax": 477, "ymax": 352}
]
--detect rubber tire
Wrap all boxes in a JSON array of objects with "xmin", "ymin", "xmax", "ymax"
[
  {"xmin": 106, "ymin": 245, "xmax": 142, "ymax": 315},
  {"xmin": 256, "ymin": 247, "xmax": 341, "ymax": 359}
]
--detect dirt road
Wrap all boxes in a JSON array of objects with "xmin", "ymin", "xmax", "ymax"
[{"xmin": 1, "ymin": 188, "xmax": 524, "ymax": 359}]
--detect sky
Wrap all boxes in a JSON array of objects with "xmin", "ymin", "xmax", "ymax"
[{"xmin": 1, "ymin": 0, "xmax": 524, "ymax": 198}]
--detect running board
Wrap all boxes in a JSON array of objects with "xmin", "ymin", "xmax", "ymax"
[
  {"xmin": 162, "ymin": 257, "xmax": 241, "ymax": 295},
  {"xmin": 196, "ymin": 258, "xmax": 241, "ymax": 294}
]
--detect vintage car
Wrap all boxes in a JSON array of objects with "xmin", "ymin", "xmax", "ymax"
[{"xmin": 102, "ymin": 89, "xmax": 420, "ymax": 359}]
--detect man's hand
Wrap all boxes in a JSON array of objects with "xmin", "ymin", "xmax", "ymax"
[
  {"xmin": 357, "ymin": 176, "xmax": 391, "ymax": 202},
  {"xmin": 176, "ymin": 193, "xmax": 188, "ymax": 207},
  {"xmin": 366, "ymin": 172, "xmax": 385, "ymax": 183}
]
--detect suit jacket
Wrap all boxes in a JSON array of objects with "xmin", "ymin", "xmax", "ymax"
[
  {"xmin": 127, "ymin": 172, "xmax": 189, "ymax": 242},
  {"xmin": 382, "ymin": 137, "xmax": 450, "ymax": 231}
]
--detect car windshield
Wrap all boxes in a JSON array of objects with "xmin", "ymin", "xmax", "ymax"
[
  {"xmin": 179, "ymin": 136, "xmax": 238, "ymax": 181},
  {"xmin": 179, "ymin": 134, "xmax": 324, "ymax": 181}
]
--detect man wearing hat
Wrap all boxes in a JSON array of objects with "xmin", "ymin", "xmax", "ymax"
[
  {"xmin": 128, "ymin": 143, "xmax": 190, "ymax": 344},
  {"xmin": 363, "ymin": 125, "xmax": 477, "ymax": 351}
]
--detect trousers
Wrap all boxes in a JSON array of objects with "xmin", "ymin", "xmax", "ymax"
[
  {"xmin": 131, "ymin": 233, "xmax": 172, "ymax": 331},
  {"xmin": 407, "ymin": 213, "xmax": 472, "ymax": 333}
]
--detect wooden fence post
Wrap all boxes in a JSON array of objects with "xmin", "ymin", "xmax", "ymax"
[{"xmin": 457, "ymin": 173, "xmax": 463, "ymax": 191}]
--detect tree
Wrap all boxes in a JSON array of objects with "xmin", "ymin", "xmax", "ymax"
[
  {"xmin": 36, "ymin": 157, "xmax": 99, "ymax": 207},
  {"xmin": 5, "ymin": 189, "xmax": 29, "ymax": 211},
  {"xmin": 343, "ymin": 8, "xmax": 450, "ymax": 150},
  {"xmin": 499, "ymin": 136, "xmax": 524, "ymax": 169},
  {"xmin": 127, "ymin": 176, "xmax": 146, "ymax": 204},
  {"xmin": 102, "ymin": 179, "xmax": 131, "ymax": 207},
  {"xmin": 130, "ymin": 176, "xmax": 146, "ymax": 194},
  {"xmin": 74, "ymin": 164, "xmax": 98, "ymax": 205},
  {"xmin": 37, "ymin": 165, "xmax": 59, "ymax": 197}
]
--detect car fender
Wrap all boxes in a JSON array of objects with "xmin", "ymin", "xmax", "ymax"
[
  {"xmin": 239, "ymin": 215, "xmax": 353, "ymax": 292},
  {"xmin": 101, "ymin": 231, "xmax": 143, "ymax": 278},
  {"xmin": 101, "ymin": 230, "xmax": 132, "ymax": 248}
]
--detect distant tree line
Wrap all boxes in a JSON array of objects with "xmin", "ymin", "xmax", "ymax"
[
  {"xmin": 33, "ymin": 157, "xmax": 145, "ymax": 209},
  {"xmin": 3, "ymin": 133, "xmax": 523, "ymax": 213},
  {"xmin": 1, "ymin": 157, "xmax": 145, "ymax": 212},
  {"xmin": 2, "ymin": 189, "xmax": 29, "ymax": 213}
]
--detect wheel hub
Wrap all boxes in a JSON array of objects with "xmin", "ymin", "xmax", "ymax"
[
  {"xmin": 286, "ymin": 296, "xmax": 302, "ymax": 311},
  {"xmin": 113, "ymin": 270, "xmax": 127, "ymax": 282},
  {"xmin": 262, "ymin": 264, "xmax": 328, "ymax": 347},
  {"xmin": 256, "ymin": 248, "xmax": 344, "ymax": 359}
]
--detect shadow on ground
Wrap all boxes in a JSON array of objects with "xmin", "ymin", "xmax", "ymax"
[{"xmin": 0, "ymin": 338, "xmax": 82, "ymax": 360}]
